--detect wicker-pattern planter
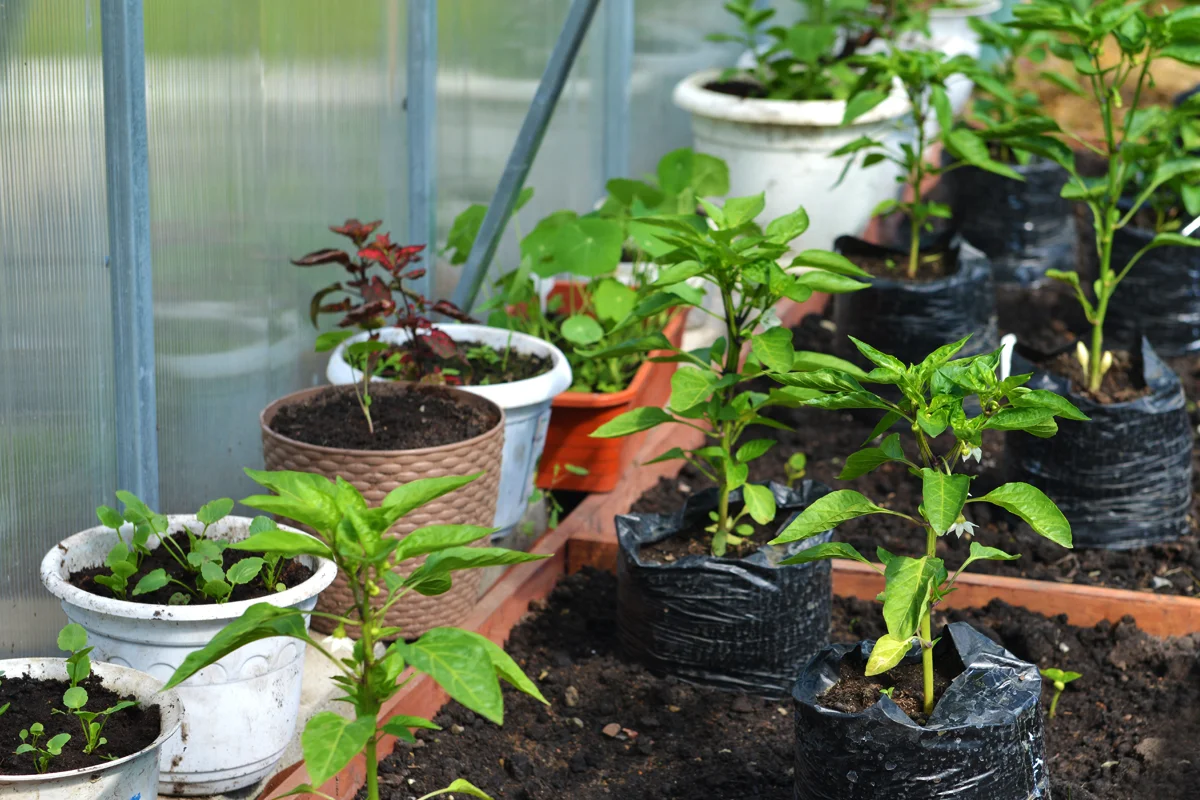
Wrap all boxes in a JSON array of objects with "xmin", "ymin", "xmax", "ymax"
[{"xmin": 260, "ymin": 383, "xmax": 504, "ymax": 637}]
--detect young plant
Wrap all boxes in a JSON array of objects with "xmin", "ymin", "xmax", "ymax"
[
  {"xmin": 711, "ymin": 0, "xmax": 917, "ymax": 100},
  {"xmin": 15, "ymin": 723, "xmax": 69, "ymax": 774},
  {"xmin": 1001, "ymin": 0, "xmax": 1200, "ymax": 391},
  {"xmin": 769, "ymin": 336, "xmax": 1085, "ymax": 714},
  {"xmin": 589, "ymin": 195, "xmax": 870, "ymax": 555},
  {"xmin": 784, "ymin": 452, "xmax": 808, "ymax": 489},
  {"xmin": 163, "ymin": 469, "xmax": 549, "ymax": 800},
  {"xmin": 54, "ymin": 624, "xmax": 136, "ymax": 756},
  {"xmin": 1040, "ymin": 667, "xmax": 1081, "ymax": 718},
  {"xmin": 964, "ymin": 19, "xmax": 1056, "ymax": 163},
  {"xmin": 840, "ymin": 47, "xmax": 1045, "ymax": 277},
  {"xmin": 1125, "ymin": 95, "xmax": 1200, "ymax": 233}
]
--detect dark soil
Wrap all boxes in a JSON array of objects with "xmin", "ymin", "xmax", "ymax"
[
  {"xmin": 818, "ymin": 657, "xmax": 954, "ymax": 723},
  {"xmin": 361, "ymin": 569, "xmax": 1200, "ymax": 800},
  {"xmin": 0, "ymin": 675, "xmax": 159, "ymax": 775},
  {"xmin": 1045, "ymin": 349, "xmax": 1151, "ymax": 404},
  {"xmin": 269, "ymin": 385, "xmax": 498, "ymax": 451},
  {"xmin": 369, "ymin": 343, "xmax": 550, "ymax": 386},
  {"xmin": 67, "ymin": 532, "xmax": 313, "ymax": 605},
  {"xmin": 846, "ymin": 246, "xmax": 955, "ymax": 282},
  {"xmin": 632, "ymin": 314, "xmax": 1200, "ymax": 596},
  {"xmin": 704, "ymin": 78, "xmax": 766, "ymax": 99},
  {"xmin": 635, "ymin": 500, "xmax": 781, "ymax": 563}
]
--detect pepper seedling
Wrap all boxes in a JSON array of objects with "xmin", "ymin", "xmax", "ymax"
[
  {"xmin": 15, "ymin": 724, "xmax": 69, "ymax": 775},
  {"xmin": 588, "ymin": 195, "xmax": 870, "ymax": 555},
  {"xmin": 164, "ymin": 469, "xmax": 550, "ymax": 800},
  {"xmin": 784, "ymin": 452, "xmax": 808, "ymax": 489},
  {"xmin": 1040, "ymin": 667, "xmax": 1081, "ymax": 719},
  {"xmin": 769, "ymin": 335, "xmax": 1085, "ymax": 715},
  {"xmin": 52, "ymin": 624, "xmax": 136, "ymax": 755}
]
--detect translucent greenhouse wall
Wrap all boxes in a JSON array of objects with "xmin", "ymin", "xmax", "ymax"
[{"xmin": 0, "ymin": 0, "xmax": 735, "ymax": 654}]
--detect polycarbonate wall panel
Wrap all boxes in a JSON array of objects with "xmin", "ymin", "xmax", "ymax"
[
  {"xmin": 0, "ymin": 0, "xmax": 115, "ymax": 655},
  {"xmin": 146, "ymin": 0, "xmax": 409, "ymax": 512}
]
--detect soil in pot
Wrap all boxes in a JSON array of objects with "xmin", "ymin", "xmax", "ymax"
[
  {"xmin": 65, "ymin": 531, "xmax": 314, "ymax": 605},
  {"xmin": 817, "ymin": 655, "xmax": 955, "ymax": 724},
  {"xmin": 268, "ymin": 385, "xmax": 499, "ymax": 451},
  {"xmin": 845, "ymin": 245, "xmax": 956, "ymax": 283},
  {"xmin": 636, "ymin": 499, "xmax": 778, "ymax": 562},
  {"xmin": 0, "ymin": 675, "xmax": 159, "ymax": 775},
  {"xmin": 359, "ymin": 569, "xmax": 1200, "ymax": 800},
  {"xmin": 360, "ymin": 342, "xmax": 550, "ymax": 386}
]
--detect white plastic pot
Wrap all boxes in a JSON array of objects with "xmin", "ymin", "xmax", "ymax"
[
  {"xmin": 0, "ymin": 658, "xmax": 182, "ymax": 800},
  {"xmin": 673, "ymin": 69, "xmax": 911, "ymax": 252},
  {"xmin": 40, "ymin": 516, "xmax": 338, "ymax": 796},
  {"xmin": 907, "ymin": 0, "xmax": 1003, "ymax": 114},
  {"xmin": 326, "ymin": 324, "xmax": 572, "ymax": 542}
]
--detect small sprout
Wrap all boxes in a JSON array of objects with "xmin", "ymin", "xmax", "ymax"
[
  {"xmin": 785, "ymin": 453, "xmax": 808, "ymax": 489},
  {"xmin": 1040, "ymin": 667, "xmax": 1081, "ymax": 719},
  {"xmin": 16, "ymin": 723, "xmax": 70, "ymax": 774},
  {"xmin": 879, "ymin": 686, "xmax": 895, "ymax": 699}
]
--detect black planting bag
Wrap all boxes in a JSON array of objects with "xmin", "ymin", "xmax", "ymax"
[
  {"xmin": 615, "ymin": 481, "xmax": 833, "ymax": 698},
  {"xmin": 792, "ymin": 623, "xmax": 1050, "ymax": 800},
  {"xmin": 1105, "ymin": 222, "xmax": 1200, "ymax": 357}
]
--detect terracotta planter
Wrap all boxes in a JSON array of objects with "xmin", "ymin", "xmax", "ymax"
[
  {"xmin": 260, "ymin": 383, "xmax": 504, "ymax": 637},
  {"xmin": 537, "ymin": 307, "xmax": 688, "ymax": 493}
]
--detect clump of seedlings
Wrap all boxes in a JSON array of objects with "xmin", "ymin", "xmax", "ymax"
[
  {"xmin": 1040, "ymin": 667, "xmax": 1081, "ymax": 719},
  {"xmin": 770, "ymin": 336, "xmax": 1084, "ymax": 713},
  {"xmin": 165, "ymin": 469, "xmax": 549, "ymax": 800}
]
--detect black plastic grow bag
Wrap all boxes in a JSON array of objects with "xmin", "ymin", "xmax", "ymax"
[
  {"xmin": 949, "ymin": 157, "xmax": 1074, "ymax": 286},
  {"xmin": 1104, "ymin": 221, "xmax": 1200, "ymax": 357},
  {"xmin": 615, "ymin": 481, "xmax": 832, "ymax": 698},
  {"xmin": 832, "ymin": 235, "xmax": 998, "ymax": 368},
  {"xmin": 1008, "ymin": 337, "xmax": 1192, "ymax": 549},
  {"xmin": 792, "ymin": 622, "xmax": 1049, "ymax": 800}
]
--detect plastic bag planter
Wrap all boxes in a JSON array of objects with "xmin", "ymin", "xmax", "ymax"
[
  {"xmin": 832, "ymin": 235, "xmax": 999, "ymax": 369},
  {"xmin": 792, "ymin": 623, "xmax": 1049, "ymax": 800},
  {"xmin": 1009, "ymin": 337, "xmax": 1192, "ymax": 549},
  {"xmin": 615, "ymin": 481, "xmax": 833, "ymax": 698},
  {"xmin": 1104, "ymin": 222, "xmax": 1200, "ymax": 357},
  {"xmin": 949, "ymin": 158, "xmax": 1074, "ymax": 286}
]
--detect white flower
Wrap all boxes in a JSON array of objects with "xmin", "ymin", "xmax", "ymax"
[
  {"xmin": 949, "ymin": 514, "xmax": 977, "ymax": 538},
  {"xmin": 962, "ymin": 443, "xmax": 982, "ymax": 463}
]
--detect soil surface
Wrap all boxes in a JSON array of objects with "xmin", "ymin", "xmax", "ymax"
[
  {"xmin": 632, "ymin": 314, "xmax": 1200, "ymax": 596},
  {"xmin": 636, "ymin": 500, "xmax": 781, "ymax": 563},
  {"xmin": 67, "ymin": 531, "xmax": 313, "ymax": 605},
  {"xmin": 818, "ymin": 657, "xmax": 955, "ymax": 723},
  {"xmin": 369, "ymin": 343, "xmax": 550, "ymax": 386},
  {"xmin": 845, "ymin": 246, "xmax": 955, "ymax": 282},
  {"xmin": 0, "ymin": 675, "xmax": 160, "ymax": 775},
  {"xmin": 361, "ymin": 569, "xmax": 1200, "ymax": 800},
  {"xmin": 704, "ymin": 78, "xmax": 766, "ymax": 99},
  {"xmin": 269, "ymin": 385, "xmax": 499, "ymax": 451},
  {"xmin": 1045, "ymin": 349, "xmax": 1151, "ymax": 404}
]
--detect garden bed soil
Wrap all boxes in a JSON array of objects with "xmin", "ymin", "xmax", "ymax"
[
  {"xmin": 267, "ymin": 386, "xmax": 498, "ymax": 451},
  {"xmin": 369, "ymin": 343, "xmax": 550, "ymax": 386},
  {"xmin": 0, "ymin": 675, "xmax": 159, "ymax": 775},
  {"xmin": 360, "ymin": 569, "xmax": 1200, "ymax": 800},
  {"xmin": 67, "ymin": 533, "xmax": 314, "ymax": 605}
]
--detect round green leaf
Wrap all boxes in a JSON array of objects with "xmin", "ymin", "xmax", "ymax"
[{"xmin": 560, "ymin": 314, "xmax": 605, "ymax": 346}]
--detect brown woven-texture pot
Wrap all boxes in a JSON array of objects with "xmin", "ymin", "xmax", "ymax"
[{"xmin": 260, "ymin": 383, "xmax": 504, "ymax": 637}]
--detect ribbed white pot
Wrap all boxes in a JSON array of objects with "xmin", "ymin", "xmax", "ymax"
[
  {"xmin": 673, "ymin": 69, "xmax": 911, "ymax": 252},
  {"xmin": 326, "ymin": 324, "xmax": 573, "ymax": 542},
  {"xmin": 40, "ymin": 516, "xmax": 338, "ymax": 796},
  {"xmin": 0, "ymin": 658, "xmax": 182, "ymax": 800}
]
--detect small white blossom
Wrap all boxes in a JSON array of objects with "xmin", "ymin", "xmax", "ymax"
[
  {"xmin": 949, "ymin": 514, "xmax": 977, "ymax": 538},
  {"xmin": 962, "ymin": 443, "xmax": 982, "ymax": 463}
]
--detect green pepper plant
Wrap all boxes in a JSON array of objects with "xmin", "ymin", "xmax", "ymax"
[
  {"xmin": 163, "ymin": 469, "xmax": 548, "ymax": 800},
  {"xmin": 839, "ymin": 47, "xmax": 1052, "ymax": 278},
  {"xmin": 1124, "ymin": 94, "xmax": 1200, "ymax": 233},
  {"xmin": 769, "ymin": 335, "xmax": 1085, "ymax": 714},
  {"xmin": 588, "ymin": 195, "xmax": 871, "ymax": 556},
  {"xmin": 999, "ymin": 0, "xmax": 1200, "ymax": 392},
  {"xmin": 1040, "ymin": 667, "xmax": 1081, "ymax": 718}
]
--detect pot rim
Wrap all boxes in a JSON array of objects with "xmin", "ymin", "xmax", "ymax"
[
  {"xmin": 260, "ymin": 382, "xmax": 506, "ymax": 457},
  {"xmin": 0, "ymin": 657, "xmax": 182, "ymax": 783},
  {"xmin": 672, "ymin": 69, "xmax": 911, "ymax": 127},
  {"xmin": 40, "ymin": 515, "xmax": 338, "ymax": 622}
]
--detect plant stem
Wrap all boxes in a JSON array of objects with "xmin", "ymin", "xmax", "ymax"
[
  {"xmin": 922, "ymin": 523, "xmax": 936, "ymax": 715},
  {"xmin": 365, "ymin": 734, "xmax": 379, "ymax": 800},
  {"xmin": 1048, "ymin": 690, "xmax": 1061, "ymax": 719},
  {"xmin": 907, "ymin": 90, "xmax": 928, "ymax": 280}
]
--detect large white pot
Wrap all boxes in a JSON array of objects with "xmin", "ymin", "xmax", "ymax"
[
  {"xmin": 326, "ymin": 324, "xmax": 572, "ymax": 542},
  {"xmin": 908, "ymin": 0, "xmax": 1004, "ymax": 114},
  {"xmin": 673, "ymin": 69, "xmax": 911, "ymax": 252},
  {"xmin": 0, "ymin": 658, "xmax": 182, "ymax": 799},
  {"xmin": 40, "ymin": 516, "xmax": 338, "ymax": 796}
]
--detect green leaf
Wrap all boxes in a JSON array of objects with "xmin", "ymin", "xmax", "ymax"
[
  {"xmin": 865, "ymin": 633, "xmax": 913, "ymax": 677},
  {"xmin": 742, "ymin": 483, "xmax": 776, "ymax": 526},
  {"xmin": 241, "ymin": 469, "xmax": 341, "ymax": 535},
  {"xmin": 1149, "ymin": 232, "xmax": 1200, "ymax": 249},
  {"xmin": 438, "ymin": 780, "xmax": 493, "ymax": 799},
  {"xmin": 735, "ymin": 439, "xmax": 775, "ymax": 463},
  {"xmin": 652, "ymin": 260, "xmax": 707, "ymax": 287},
  {"xmin": 669, "ymin": 368, "xmax": 718, "ymax": 412},
  {"xmin": 793, "ymin": 270, "xmax": 869, "ymax": 295},
  {"xmin": 393, "ymin": 525, "xmax": 495, "ymax": 561},
  {"xmin": 591, "ymin": 406, "xmax": 675, "ymax": 438},
  {"xmin": 540, "ymin": 217, "xmax": 623, "ymax": 278},
  {"xmin": 765, "ymin": 207, "xmax": 810, "ymax": 244},
  {"xmin": 1009, "ymin": 389, "xmax": 1089, "ymax": 421},
  {"xmin": 227, "ymin": 557, "xmax": 266, "ymax": 586},
  {"xmin": 314, "ymin": 330, "xmax": 357, "ymax": 353},
  {"xmin": 302, "ymin": 712, "xmax": 376, "ymax": 787},
  {"xmin": 847, "ymin": 337, "xmax": 906, "ymax": 374},
  {"xmin": 843, "ymin": 88, "xmax": 889, "ymax": 123},
  {"xmin": 404, "ymin": 548, "xmax": 548, "ymax": 595},
  {"xmin": 779, "ymin": 541, "xmax": 874, "ymax": 567},
  {"xmin": 62, "ymin": 686, "xmax": 88, "ymax": 710},
  {"xmin": 379, "ymin": 474, "xmax": 483, "ymax": 521},
  {"xmin": 1163, "ymin": 43, "xmax": 1200, "ymax": 66},
  {"xmin": 791, "ymin": 351, "xmax": 869, "ymax": 378},
  {"xmin": 804, "ymin": 391, "xmax": 893, "ymax": 412},
  {"xmin": 770, "ymin": 490, "xmax": 902, "ymax": 544},
  {"xmin": 789, "ymin": 250, "xmax": 871, "ymax": 279},
  {"xmin": 958, "ymin": 541, "xmax": 1020, "ymax": 574},
  {"xmin": 863, "ymin": 410, "xmax": 902, "ymax": 445},
  {"xmin": 751, "ymin": 327, "xmax": 795, "ymax": 373},
  {"xmin": 920, "ymin": 469, "xmax": 971, "ymax": 535},
  {"xmin": 838, "ymin": 434, "xmax": 905, "ymax": 480},
  {"xmin": 560, "ymin": 314, "xmax": 605, "ymax": 346},
  {"xmin": 1039, "ymin": 668, "xmax": 1081, "ymax": 684},
  {"xmin": 577, "ymin": 333, "xmax": 671, "ymax": 361},
  {"xmin": 722, "ymin": 193, "xmax": 766, "ymax": 227},
  {"xmin": 96, "ymin": 505, "xmax": 125, "ymax": 530},
  {"xmin": 984, "ymin": 406, "xmax": 1059, "ymax": 431},
  {"xmin": 196, "ymin": 498, "xmax": 234, "ymax": 526},
  {"xmin": 972, "ymin": 483, "xmax": 1072, "ymax": 548},
  {"xmin": 882, "ymin": 555, "xmax": 946, "ymax": 640},
  {"xmin": 380, "ymin": 715, "xmax": 441, "ymax": 743},
  {"xmin": 57, "ymin": 624, "xmax": 88, "ymax": 653},
  {"xmin": 727, "ymin": 461, "xmax": 750, "ymax": 492},
  {"xmin": 230, "ymin": 525, "xmax": 334, "ymax": 560},
  {"xmin": 132, "ymin": 569, "xmax": 170, "ymax": 596},
  {"xmin": 164, "ymin": 604, "xmax": 313, "ymax": 689}
]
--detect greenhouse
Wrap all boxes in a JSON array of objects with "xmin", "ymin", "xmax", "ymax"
[{"xmin": 2, "ymin": 0, "xmax": 1199, "ymax": 798}]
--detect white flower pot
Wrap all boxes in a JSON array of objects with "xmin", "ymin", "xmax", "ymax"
[
  {"xmin": 40, "ymin": 516, "xmax": 338, "ymax": 796},
  {"xmin": 673, "ymin": 69, "xmax": 912, "ymax": 252},
  {"xmin": 0, "ymin": 658, "xmax": 182, "ymax": 800},
  {"xmin": 905, "ymin": 0, "xmax": 1003, "ymax": 114},
  {"xmin": 325, "ymin": 324, "xmax": 572, "ymax": 542}
]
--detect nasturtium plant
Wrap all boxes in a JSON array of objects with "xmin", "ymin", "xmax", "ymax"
[
  {"xmin": 769, "ymin": 336, "xmax": 1085, "ymax": 714},
  {"xmin": 1040, "ymin": 667, "xmax": 1081, "ymax": 719},
  {"xmin": 998, "ymin": 0, "xmax": 1200, "ymax": 392},
  {"xmin": 164, "ymin": 470, "xmax": 549, "ymax": 800},
  {"xmin": 589, "ymin": 195, "xmax": 870, "ymax": 555},
  {"xmin": 840, "ymin": 47, "xmax": 1054, "ymax": 278}
]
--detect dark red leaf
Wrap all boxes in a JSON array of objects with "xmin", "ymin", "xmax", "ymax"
[
  {"xmin": 308, "ymin": 282, "xmax": 345, "ymax": 327},
  {"xmin": 402, "ymin": 268, "xmax": 426, "ymax": 281},
  {"xmin": 341, "ymin": 299, "xmax": 396, "ymax": 328},
  {"xmin": 330, "ymin": 219, "xmax": 382, "ymax": 245},
  {"xmin": 362, "ymin": 276, "xmax": 392, "ymax": 304},
  {"xmin": 292, "ymin": 249, "xmax": 352, "ymax": 268},
  {"xmin": 431, "ymin": 300, "xmax": 476, "ymax": 323},
  {"xmin": 425, "ymin": 329, "xmax": 459, "ymax": 359},
  {"xmin": 357, "ymin": 247, "xmax": 388, "ymax": 265}
]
